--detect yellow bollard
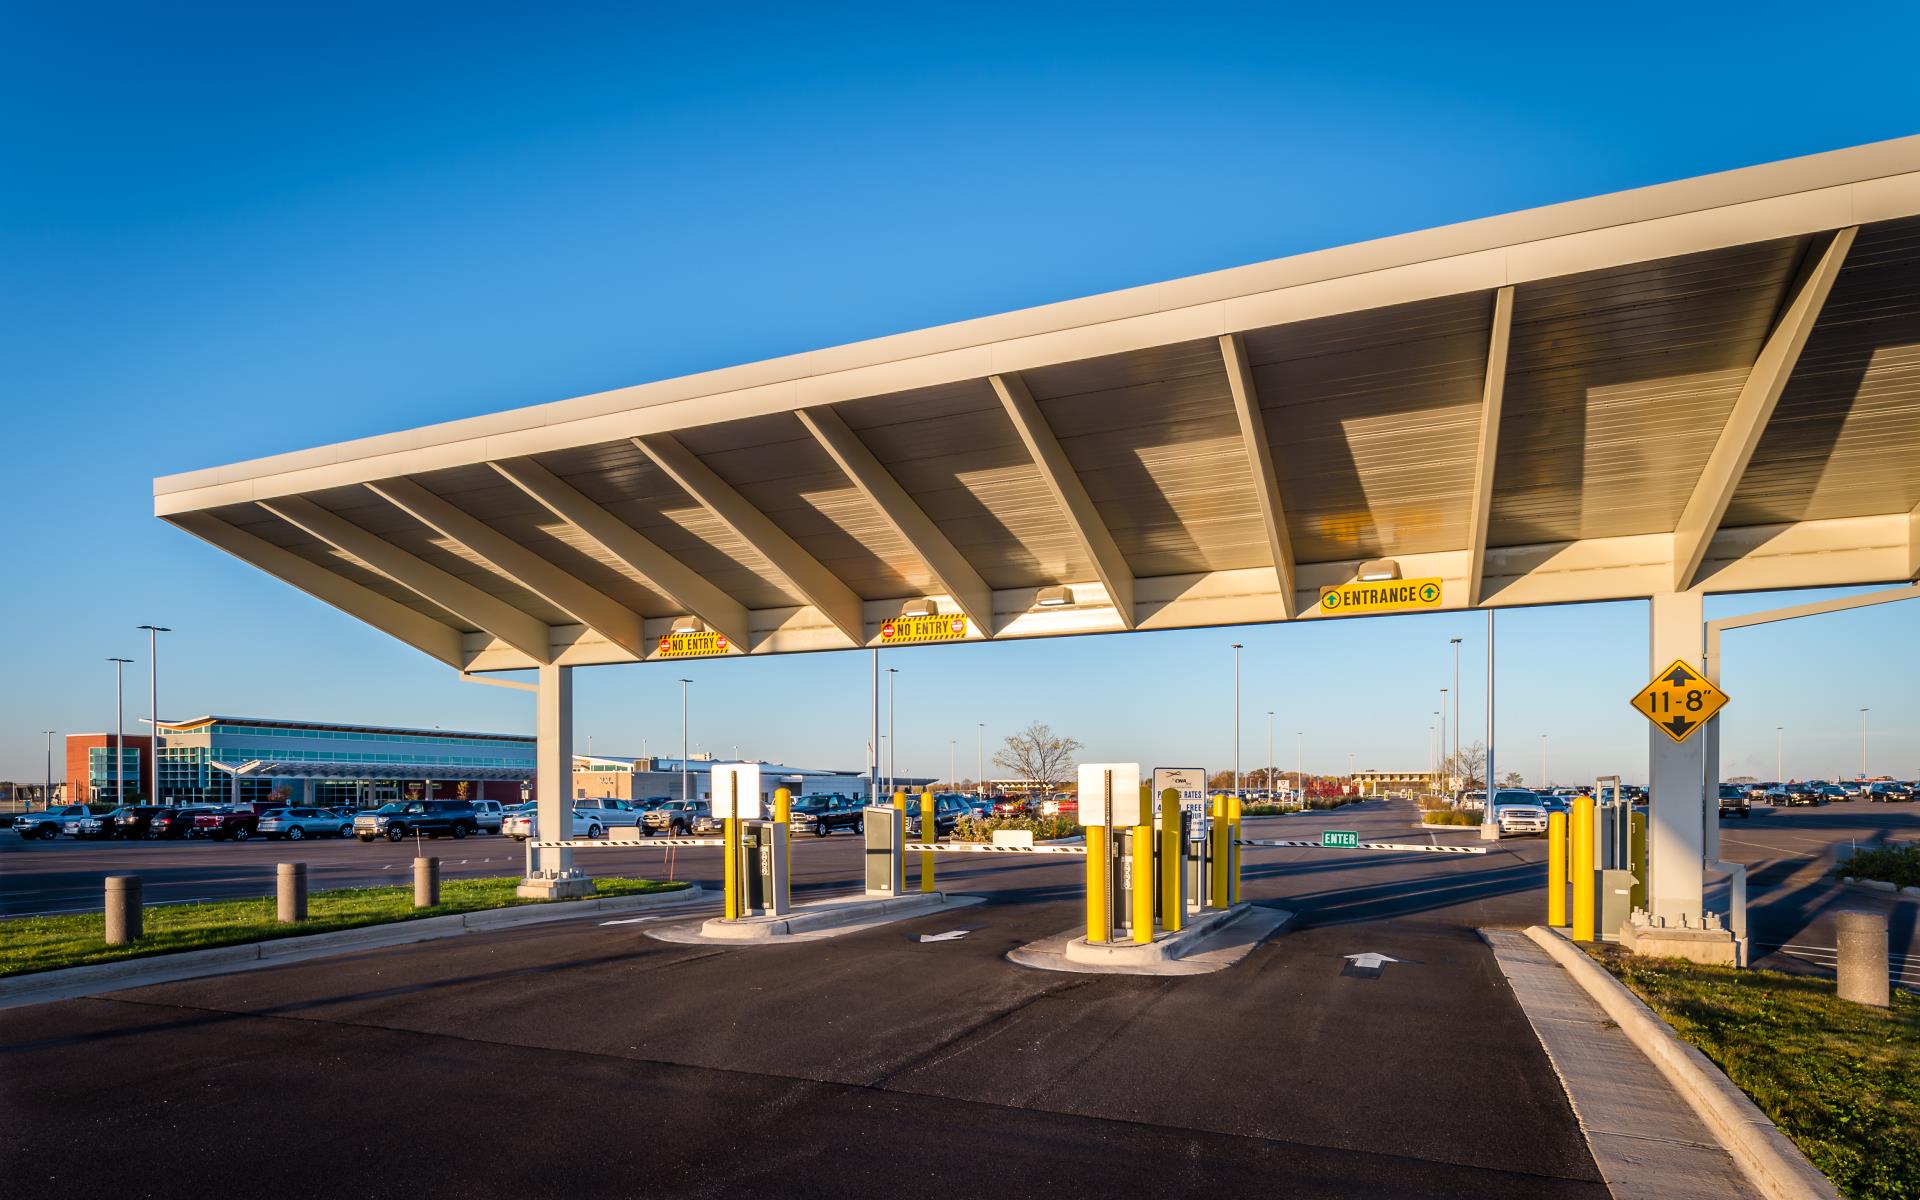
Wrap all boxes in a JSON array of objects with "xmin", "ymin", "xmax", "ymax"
[
  {"xmin": 920, "ymin": 790, "xmax": 937, "ymax": 893},
  {"xmin": 1131, "ymin": 822, "xmax": 1154, "ymax": 943},
  {"xmin": 723, "ymin": 815, "xmax": 740, "ymax": 920},
  {"xmin": 1547, "ymin": 810, "xmax": 1568, "ymax": 927},
  {"xmin": 1228, "ymin": 795, "xmax": 1243, "ymax": 905},
  {"xmin": 775, "ymin": 788, "xmax": 792, "ymax": 883},
  {"xmin": 1571, "ymin": 794, "xmax": 1595, "ymax": 941},
  {"xmin": 1209, "ymin": 795, "xmax": 1229, "ymax": 910},
  {"xmin": 1087, "ymin": 822, "xmax": 1111, "ymax": 943},
  {"xmin": 1159, "ymin": 788, "xmax": 1183, "ymax": 933}
]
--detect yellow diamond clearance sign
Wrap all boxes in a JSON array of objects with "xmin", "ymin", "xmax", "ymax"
[
  {"xmin": 653, "ymin": 630, "xmax": 732, "ymax": 659},
  {"xmin": 1630, "ymin": 659, "xmax": 1729, "ymax": 743},
  {"xmin": 878, "ymin": 614, "xmax": 968, "ymax": 644},
  {"xmin": 1316, "ymin": 578, "xmax": 1443, "ymax": 616}
]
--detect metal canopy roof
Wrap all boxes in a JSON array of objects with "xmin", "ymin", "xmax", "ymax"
[{"xmin": 156, "ymin": 138, "xmax": 1920, "ymax": 673}]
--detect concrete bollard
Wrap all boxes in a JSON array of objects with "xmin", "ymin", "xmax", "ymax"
[
  {"xmin": 1834, "ymin": 908, "xmax": 1890, "ymax": 1008},
  {"xmin": 277, "ymin": 862, "xmax": 308, "ymax": 923},
  {"xmin": 413, "ymin": 857, "xmax": 440, "ymax": 908},
  {"xmin": 104, "ymin": 875, "xmax": 143, "ymax": 944}
]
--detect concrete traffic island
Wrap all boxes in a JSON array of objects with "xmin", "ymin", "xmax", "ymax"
[
  {"xmin": 1009, "ymin": 902, "xmax": 1294, "ymax": 977},
  {"xmin": 649, "ymin": 891, "xmax": 984, "ymax": 945}
]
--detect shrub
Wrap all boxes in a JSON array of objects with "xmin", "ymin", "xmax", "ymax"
[
  {"xmin": 1423, "ymin": 810, "xmax": 1476, "ymax": 826},
  {"xmin": 950, "ymin": 813, "xmax": 1081, "ymax": 843},
  {"xmin": 1838, "ymin": 841, "xmax": 1920, "ymax": 889}
]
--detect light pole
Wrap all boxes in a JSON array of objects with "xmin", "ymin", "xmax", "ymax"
[
  {"xmin": 1231, "ymin": 644, "xmax": 1243, "ymax": 799},
  {"xmin": 887, "ymin": 667, "xmax": 899, "ymax": 796},
  {"xmin": 1776, "ymin": 726, "xmax": 1783, "ymax": 781},
  {"xmin": 976, "ymin": 722, "xmax": 984, "ymax": 798},
  {"xmin": 1439, "ymin": 688, "xmax": 1447, "ymax": 783},
  {"xmin": 1295, "ymin": 731, "xmax": 1303, "ymax": 804},
  {"xmin": 1481, "ymin": 611, "xmax": 1497, "ymax": 838},
  {"xmin": 1859, "ymin": 708, "xmax": 1869, "ymax": 779},
  {"xmin": 1266, "ymin": 710, "xmax": 1274, "ymax": 800},
  {"xmin": 136, "ymin": 625, "xmax": 169, "ymax": 805},
  {"xmin": 678, "ymin": 678, "xmax": 692, "ymax": 804},
  {"xmin": 870, "ymin": 650, "xmax": 880, "ymax": 805},
  {"xmin": 949, "ymin": 739, "xmax": 956, "ymax": 791},
  {"xmin": 1449, "ymin": 636, "xmax": 1462, "ymax": 792},
  {"xmin": 1540, "ymin": 733, "xmax": 1547, "ymax": 789},
  {"xmin": 44, "ymin": 729, "xmax": 54, "ymax": 811},
  {"xmin": 108, "ymin": 657, "xmax": 133, "ymax": 806}
]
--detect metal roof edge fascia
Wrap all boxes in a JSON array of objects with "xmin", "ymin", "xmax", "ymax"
[{"xmin": 154, "ymin": 136, "xmax": 1920, "ymax": 513}]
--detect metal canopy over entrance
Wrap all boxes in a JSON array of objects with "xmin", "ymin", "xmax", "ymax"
[{"xmin": 155, "ymin": 138, "xmax": 1920, "ymax": 673}]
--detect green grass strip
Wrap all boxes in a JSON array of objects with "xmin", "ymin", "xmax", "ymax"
[
  {"xmin": 1, "ymin": 876, "xmax": 687, "ymax": 979},
  {"xmin": 1594, "ymin": 948, "xmax": 1918, "ymax": 1200}
]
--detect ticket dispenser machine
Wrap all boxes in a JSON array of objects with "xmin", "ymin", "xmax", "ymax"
[
  {"xmin": 864, "ymin": 804, "xmax": 905, "ymax": 897},
  {"xmin": 1592, "ymin": 775, "xmax": 1636, "ymax": 939},
  {"xmin": 713, "ymin": 764, "xmax": 787, "ymax": 918},
  {"xmin": 1077, "ymin": 763, "xmax": 1141, "ymax": 944}
]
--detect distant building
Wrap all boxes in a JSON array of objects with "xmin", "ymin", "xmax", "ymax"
[
  {"xmin": 572, "ymin": 754, "xmax": 931, "ymax": 803},
  {"xmin": 149, "ymin": 716, "xmax": 534, "ymax": 809},
  {"xmin": 1351, "ymin": 770, "xmax": 1447, "ymax": 796},
  {"xmin": 65, "ymin": 733, "xmax": 153, "ymax": 805}
]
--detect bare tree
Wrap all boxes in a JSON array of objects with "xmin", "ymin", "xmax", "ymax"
[
  {"xmin": 993, "ymin": 723, "xmax": 1083, "ymax": 792},
  {"xmin": 1442, "ymin": 742, "xmax": 1487, "ymax": 791}
]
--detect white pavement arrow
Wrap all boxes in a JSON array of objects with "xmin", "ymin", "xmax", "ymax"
[
  {"xmin": 918, "ymin": 930, "xmax": 970, "ymax": 943},
  {"xmin": 599, "ymin": 917, "xmax": 655, "ymax": 926},
  {"xmin": 1343, "ymin": 952, "xmax": 1402, "ymax": 971}
]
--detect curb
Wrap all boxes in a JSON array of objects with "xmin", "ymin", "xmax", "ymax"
[
  {"xmin": 1523, "ymin": 926, "xmax": 1839, "ymax": 1200},
  {"xmin": 0, "ymin": 885, "xmax": 705, "ymax": 1010},
  {"xmin": 697, "ymin": 891, "xmax": 952, "ymax": 940},
  {"xmin": 1063, "ymin": 903, "xmax": 1247, "ymax": 966},
  {"xmin": 1837, "ymin": 876, "xmax": 1919, "ymax": 897}
]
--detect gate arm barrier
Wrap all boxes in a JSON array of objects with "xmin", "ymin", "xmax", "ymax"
[
  {"xmin": 902, "ymin": 842, "xmax": 1088, "ymax": 855},
  {"xmin": 532, "ymin": 837, "xmax": 725, "ymax": 849},
  {"xmin": 1233, "ymin": 838, "xmax": 1488, "ymax": 855}
]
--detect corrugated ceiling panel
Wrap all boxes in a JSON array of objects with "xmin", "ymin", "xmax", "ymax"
[
  {"xmin": 1021, "ymin": 340, "xmax": 1267, "ymax": 576},
  {"xmin": 832, "ymin": 380, "xmax": 1092, "ymax": 588},
  {"xmin": 679, "ymin": 415, "xmax": 935, "ymax": 599},
  {"xmin": 1725, "ymin": 218, "xmax": 1920, "ymax": 526},
  {"xmin": 1243, "ymin": 294, "xmax": 1493, "ymax": 562},
  {"xmin": 1489, "ymin": 237, "xmax": 1806, "ymax": 545}
]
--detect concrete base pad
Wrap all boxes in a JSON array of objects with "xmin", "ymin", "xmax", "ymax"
[
  {"xmin": 1618, "ymin": 921, "xmax": 1739, "ymax": 965},
  {"xmin": 1009, "ymin": 903, "xmax": 1294, "ymax": 976},
  {"xmin": 648, "ymin": 891, "xmax": 983, "ymax": 945},
  {"xmin": 516, "ymin": 874, "xmax": 595, "ymax": 900}
]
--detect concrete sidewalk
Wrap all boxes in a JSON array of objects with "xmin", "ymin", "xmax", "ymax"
[{"xmin": 1483, "ymin": 929, "xmax": 1761, "ymax": 1200}]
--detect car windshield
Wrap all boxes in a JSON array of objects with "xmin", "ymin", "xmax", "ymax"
[
  {"xmin": 373, "ymin": 803, "xmax": 406, "ymax": 814},
  {"xmin": 1493, "ymin": 791, "xmax": 1538, "ymax": 805}
]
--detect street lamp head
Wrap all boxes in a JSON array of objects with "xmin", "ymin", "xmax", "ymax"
[
  {"xmin": 136, "ymin": 625, "xmax": 171, "ymax": 633},
  {"xmin": 107, "ymin": 656, "xmax": 133, "ymax": 664}
]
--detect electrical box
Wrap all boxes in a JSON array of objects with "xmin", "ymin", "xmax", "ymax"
[
  {"xmin": 864, "ymin": 805, "xmax": 904, "ymax": 896},
  {"xmin": 1077, "ymin": 763, "xmax": 1142, "ymax": 827}
]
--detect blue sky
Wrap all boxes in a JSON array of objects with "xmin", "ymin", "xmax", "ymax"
[{"xmin": 5, "ymin": 2, "xmax": 1918, "ymax": 786}]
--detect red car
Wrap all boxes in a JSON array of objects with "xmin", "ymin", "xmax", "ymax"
[
  {"xmin": 148, "ymin": 806, "xmax": 216, "ymax": 839},
  {"xmin": 990, "ymin": 795, "xmax": 1031, "ymax": 817},
  {"xmin": 194, "ymin": 806, "xmax": 263, "ymax": 841}
]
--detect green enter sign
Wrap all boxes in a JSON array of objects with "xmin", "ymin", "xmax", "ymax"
[{"xmin": 1322, "ymin": 831, "xmax": 1359, "ymax": 849}]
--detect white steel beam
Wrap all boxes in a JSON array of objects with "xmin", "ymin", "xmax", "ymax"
[
  {"xmin": 489, "ymin": 458, "xmax": 752, "ymax": 650},
  {"xmin": 260, "ymin": 495, "xmax": 553, "ymax": 663},
  {"xmin": 1466, "ymin": 287, "xmax": 1515, "ymax": 605},
  {"xmin": 990, "ymin": 372, "xmax": 1137, "ymax": 629},
  {"xmin": 1909, "ymin": 500, "xmax": 1919, "ymax": 580},
  {"xmin": 794, "ymin": 406, "xmax": 994, "ymax": 635},
  {"xmin": 368, "ymin": 477, "xmax": 649, "ymax": 660},
  {"xmin": 1673, "ymin": 226, "xmax": 1857, "ymax": 590},
  {"xmin": 166, "ymin": 512, "xmax": 465, "ymax": 668},
  {"xmin": 633, "ymin": 433, "xmax": 866, "ymax": 646},
  {"xmin": 1219, "ymin": 333, "xmax": 1297, "ymax": 619}
]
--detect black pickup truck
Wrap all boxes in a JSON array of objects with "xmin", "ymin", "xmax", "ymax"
[
  {"xmin": 1717, "ymin": 784, "xmax": 1751, "ymax": 819},
  {"xmin": 353, "ymin": 800, "xmax": 480, "ymax": 842},
  {"xmin": 787, "ymin": 794, "xmax": 865, "ymax": 837}
]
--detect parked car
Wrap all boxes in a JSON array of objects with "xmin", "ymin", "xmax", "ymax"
[
  {"xmin": 966, "ymin": 796, "xmax": 993, "ymax": 818},
  {"xmin": 470, "ymin": 800, "xmax": 505, "ymax": 833},
  {"xmin": 148, "ymin": 806, "xmax": 216, "ymax": 838},
  {"xmin": 788, "ymin": 794, "xmax": 865, "ymax": 837},
  {"xmin": 257, "ymin": 807, "xmax": 351, "ymax": 840},
  {"xmin": 643, "ymin": 799, "xmax": 711, "ymax": 836},
  {"xmin": 14, "ymin": 811, "xmax": 64, "ymax": 840},
  {"xmin": 990, "ymin": 795, "xmax": 1031, "ymax": 817},
  {"xmin": 571, "ymin": 798, "xmax": 644, "ymax": 830},
  {"xmin": 1717, "ymin": 784, "xmax": 1751, "ymax": 819},
  {"xmin": 1865, "ymin": 782, "xmax": 1914, "ymax": 803},
  {"xmin": 1039, "ymin": 793, "xmax": 1079, "ymax": 818},
  {"xmin": 501, "ymin": 805, "xmax": 603, "ymax": 841},
  {"xmin": 906, "ymin": 794, "xmax": 972, "ymax": 838},
  {"xmin": 353, "ymin": 800, "xmax": 480, "ymax": 842},
  {"xmin": 1490, "ymin": 790, "xmax": 1547, "ymax": 837},
  {"xmin": 195, "ymin": 806, "xmax": 264, "ymax": 841},
  {"xmin": 322, "ymin": 808, "xmax": 358, "ymax": 836},
  {"xmin": 1746, "ymin": 782, "xmax": 1780, "ymax": 801},
  {"xmin": 1458, "ymin": 791, "xmax": 1487, "ymax": 812},
  {"xmin": 64, "ymin": 807, "xmax": 131, "ymax": 839}
]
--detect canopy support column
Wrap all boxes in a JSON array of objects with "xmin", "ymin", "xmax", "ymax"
[
  {"xmin": 519, "ymin": 664, "xmax": 591, "ymax": 899},
  {"xmin": 1646, "ymin": 591, "xmax": 1708, "ymax": 930}
]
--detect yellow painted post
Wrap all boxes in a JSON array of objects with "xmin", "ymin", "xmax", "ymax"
[
  {"xmin": 723, "ymin": 815, "xmax": 740, "ymax": 920},
  {"xmin": 1571, "ymin": 794, "xmax": 1595, "ymax": 941},
  {"xmin": 1086, "ymin": 822, "xmax": 1110, "ymax": 943},
  {"xmin": 1228, "ymin": 794, "xmax": 1243, "ymax": 905},
  {"xmin": 1159, "ymin": 788, "xmax": 1182, "ymax": 934},
  {"xmin": 1131, "ymin": 821, "xmax": 1154, "ymax": 943},
  {"xmin": 920, "ymin": 790, "xmax": 936, "ymax": 893},
  {"xmin": 1546, "ymin": 809, "xmax": 1568, "ymax": 927},
  {"xmin": 775, "ymin": 787, "xmax": 792, "ymax": 882},
  {"xmin": 1209, "ymin": 795, "xmax": 1229, "ymax": 910}
]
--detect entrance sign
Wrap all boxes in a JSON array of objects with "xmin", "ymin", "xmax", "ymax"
[
  {"xmin": 711, "ymin": 763, "xmax": 766, "ymax": 820},
  {"xmin": 1152, "ymin": 767, "xmax": 1207, "ymax": 828},
  {"xmin": 878, "ymin": 614, "xmax": 969, "ymax": 644},
  {"xmin": 1316, "ymin": 578, "xmax": 1443, "ymax": 616},
  {"xmin": 1077, "ymin": 762, "xmax": 1141, "ymax": 827},
  {"xmin": 654, "ymin": 630, "xmax": 731, "ymax": 658},
  {"xmin": 1629, "ymin": 660, "xmax": 1728, "ymax": 744},
  {"xmin": 1322, "ymin": 830, "xmax": 1359, "ymax": 849}
]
